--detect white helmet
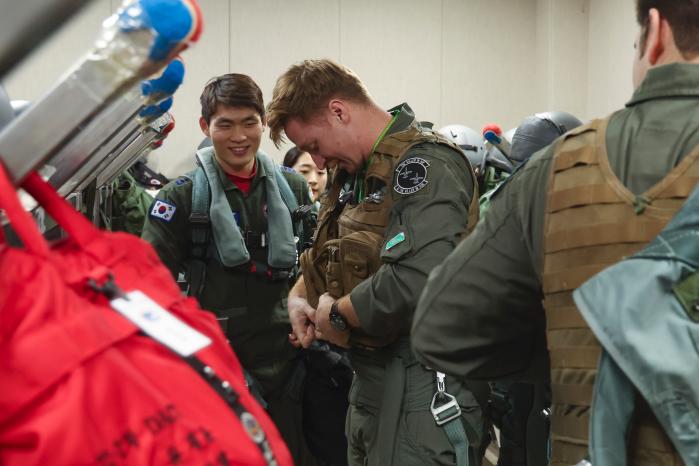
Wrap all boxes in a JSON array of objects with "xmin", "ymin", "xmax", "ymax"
[{"xmin": 437, "ymin": 124, "xmax": 486, "ymax": 169}]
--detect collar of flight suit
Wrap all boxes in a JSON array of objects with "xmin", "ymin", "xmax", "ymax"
[{"xmin": 627, "ymin": 62, "xmax": 699, "ymax": 106}]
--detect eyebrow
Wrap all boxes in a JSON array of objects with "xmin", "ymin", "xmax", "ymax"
[{"xmin": 215, "ymin": 115, "xmax": 259, "ymax": 125}]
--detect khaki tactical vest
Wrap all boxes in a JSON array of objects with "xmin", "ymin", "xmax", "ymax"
[
  {"xmin": 543, "ymin": 118, "xmax": 696, "ymax": 466},
  {"xmin": 301, "ymin": 120, "xmax": 478, "ymax": 346}
]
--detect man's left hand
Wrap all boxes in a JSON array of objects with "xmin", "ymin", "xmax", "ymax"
[{"xmin": 316, "ymin": 292, "xmax": 350, "ymax": 348}]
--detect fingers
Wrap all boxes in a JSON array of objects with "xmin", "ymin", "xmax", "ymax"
[
  {"xmin": 288, "ymin": 333, "xmax": 302, "ymax": 348},
  {"xmin": 301, "ymin": 323, "xmax": 315, "ymax": 348}
]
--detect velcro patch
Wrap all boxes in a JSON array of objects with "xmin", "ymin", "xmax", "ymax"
[
  {"xmin": 150, "ymin": 199, "xmax": 177, "ymax": 222},
  {"xmin": 394, "ymin": 157, "xmax": 430, "ymax": 195}
]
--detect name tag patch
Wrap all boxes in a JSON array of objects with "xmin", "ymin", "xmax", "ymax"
[
  {"xmin": 394, "ymin": 157, "xmax": 429, "ymax": 195},
  {"xmin": 386, "ymin": 232, "xmax": 406, "ymax": 250},
  {"xmin": 150, "ymin": 199, "xmax": 176, "ymax": 222}
]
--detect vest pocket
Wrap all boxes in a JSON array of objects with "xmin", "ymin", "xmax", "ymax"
[{"xmin": 339, "ymin": 231, "xmax": 384, "ymax": 293}]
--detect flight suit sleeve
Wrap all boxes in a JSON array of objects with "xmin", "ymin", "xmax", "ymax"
[
  {"xmin": 140, "ymin": 180, "xmax": 191, "ymax": 279},
  {"xmin": 349, "ymin": 144, "xmax": 475, "ymax": 337},
  {"xmin": 411, "ymin": 146, "xmax": 555, "ymax": 381}
]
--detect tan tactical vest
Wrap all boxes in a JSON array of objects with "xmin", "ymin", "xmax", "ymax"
[
  {"xmin": 300, "ymin": 120, "xmax": 478, "ymax": 345},
  {"xmin": 543, "ymin": 118, "xmax": 697, "ymax": 466}
]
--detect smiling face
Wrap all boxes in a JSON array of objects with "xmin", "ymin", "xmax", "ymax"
[
  {"xmin": 199, "ymin": 105, "xmax": 263, "ymax": 175},
  {"xmin": 284, "ymin": 112, "xmax": 366, "ymax": 174},
  {"xmin": 292, "ymin": 151, "xmax": 328, "ymax": 200}
]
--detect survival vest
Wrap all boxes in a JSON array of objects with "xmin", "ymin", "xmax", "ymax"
[
  {"xmin": 186, "ymin": 150, "xmax": 307, "ymax": 298},
  {"xmin": 300, "ymin": 118, "xmax": 478, "ymax": 347},
  {"xmin": 542, "ymin": 117, "xmax": 697, "ymax": 465}
]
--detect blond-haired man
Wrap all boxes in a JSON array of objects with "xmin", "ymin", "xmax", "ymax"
[{"xmin": 267, "ymin": 59, "xmax": 488, "ymax": 466}]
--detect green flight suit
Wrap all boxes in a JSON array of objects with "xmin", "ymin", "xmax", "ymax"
[
  {"xmin": 411, "ymin": 63, "xmax": 699, "ymax": 453},
  {"xmin": 332, "ymin": 104, "xmax": 488, "ymax": 466},
  {"xmin": 141, "ymin": 153, "xmax": 319, "ymax": 464},
  {"xmin": 110, "ymin": 171, "xmax": 156, "ymax": 236}
]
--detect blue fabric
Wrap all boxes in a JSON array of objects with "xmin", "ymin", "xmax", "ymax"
[
  {"xmin": 118, "ymin": 0, "xmax": 196, "ymax": 61},
  {"xmin": 574, "ymin": 185, "xmax": 699, "ymax": 465},
  {"xmin": 141, "ymin": 58, "xmax": 185, "ymax": 102}
]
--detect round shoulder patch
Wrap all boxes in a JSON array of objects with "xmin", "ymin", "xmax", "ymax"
[{"xmin": 394, "ymin": 157, "xmax": 430, "ymax": 195}]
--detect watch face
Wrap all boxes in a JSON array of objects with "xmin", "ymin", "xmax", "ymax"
[{"xmin": 330, "ymin": 311, "xmax": 348, "ymax": 331}]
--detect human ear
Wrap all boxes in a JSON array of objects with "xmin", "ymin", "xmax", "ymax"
[
  {"xmin": 645, "ymin": 8, "xmax": 665, "ymax": 65},
  {"xmin": 199, "ymin": 116, "xmax": 211, "ymax": 137}
]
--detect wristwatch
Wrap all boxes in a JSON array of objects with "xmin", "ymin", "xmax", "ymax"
[{"xmin": 329, "ymin": 301, "xmax": 349, "ymax": 331}]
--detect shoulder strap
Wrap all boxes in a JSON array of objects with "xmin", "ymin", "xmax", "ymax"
[
  {"xmin": 274, "ymin": 166, "xmax": 299, "ymax": 214},
  {"xmin": 186, "ymin": 167, "xmax": 211, "ymax": 298}
]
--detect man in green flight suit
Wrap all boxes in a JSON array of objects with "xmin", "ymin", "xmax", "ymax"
[
  {"xmin": 266, "ymin": 58, "xmax": 488, "ymax": 466},
  {"xmin": 411, "ymin": 1, "xmax": 699, "ymax": 465},
  {"xmin": 141, "ymin": 73, "xmax": 318, "ymax": 464}
]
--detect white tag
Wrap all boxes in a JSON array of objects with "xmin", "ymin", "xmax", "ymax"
[{"xmin": 111, "ymin": 290, "xmax": 211, "ymax": 357}]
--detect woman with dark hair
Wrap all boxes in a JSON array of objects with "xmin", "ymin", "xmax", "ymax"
[{"xmin": 283, "ymin": 146, "xmax": 327, "ymax": 202}]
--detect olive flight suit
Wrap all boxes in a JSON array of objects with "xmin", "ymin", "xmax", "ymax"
[
  {"xmin": 301, "ymin": 103, "xmax": 489, "ymax": 466},
  {"xmin": 412, "ymin": 63, "xmax": 699, "ymax": 465},
  {"xmin": 141, "ymin": 152, "xmax": 320, "ymax": 464}
]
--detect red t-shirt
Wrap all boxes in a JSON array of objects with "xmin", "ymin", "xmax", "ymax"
[{"xmin": 225, "ymin": 161, "xmax": 256, "ymax": 195}]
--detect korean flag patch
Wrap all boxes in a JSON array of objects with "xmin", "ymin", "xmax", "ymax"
[
  {"xmin": 150, "ymin": 199, "xmax": 176, "ymax": 222},
  {"xmin": 394, "ymin": 157, "xmax": 430, "ymax": 195}
]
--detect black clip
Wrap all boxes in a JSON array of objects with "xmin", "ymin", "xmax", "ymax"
[
  {"xmin": 86, "ymin": 273, "xmax": 124, "ymax": 300},
  {"xmin": 292, "ymin": 204, "xmax": 314, "ymax": 222}
]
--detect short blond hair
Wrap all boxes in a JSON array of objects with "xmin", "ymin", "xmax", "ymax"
[{"xmin": 267, "ymin": 59, "xmax": 371, "ymax": 147}]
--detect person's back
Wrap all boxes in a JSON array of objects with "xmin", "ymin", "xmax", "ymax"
[{"xmin": 412, "ymin": 1, "xmax": 699, "ymax": 464}]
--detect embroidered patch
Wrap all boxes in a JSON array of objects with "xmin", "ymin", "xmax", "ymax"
[
  {"xmin": 232, "ymin": 211, "xmax": 241, "ymax": 226},
  {"xmin": 279, "ymin": 165, "xmax": 296, "ymax": 174},
  {"xmin": 175, "ymin": 177, "xmax": 188, "ymax": 186},
  {"xmin": 394, "ymin": 157, "xmax": 430, "ymax": 195},
  {"xmin": 386, "ymin": 232, "xmax": 405, "ymax": 250},
  {"xmin": 150, "ymin": 199, "xmax": 176, "ymax": 222}
]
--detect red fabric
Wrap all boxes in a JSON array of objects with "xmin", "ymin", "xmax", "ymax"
[
  {"xmin": 225, "ymin": 161, "xmax": 256, "ymax": 195},
  {"xmin": 0, "ymin": 166, "xmax": 292, "ymax": 466}
]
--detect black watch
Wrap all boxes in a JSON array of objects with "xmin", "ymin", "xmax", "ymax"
[{"xmin": 329, "ymin": 301, "xmax": 349, "ymax": 331}]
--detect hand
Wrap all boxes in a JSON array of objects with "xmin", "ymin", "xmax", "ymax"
[
  {"xmin": 287, "ymin": 295, "xmax": 317, "ymax": 349},
  {"xmin": 315, "ymin": 293, "xmax": 350, "ymax": 348}
]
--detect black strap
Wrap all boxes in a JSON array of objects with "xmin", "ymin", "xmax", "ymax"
[{"xmin": 184, "ymin": 356, "xmax": 279, "ymax": 465}]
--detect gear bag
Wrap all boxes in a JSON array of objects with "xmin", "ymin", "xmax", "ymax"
[{"xmin": 0, "ymin": 165, "xmax": 292, "ymax": 466}]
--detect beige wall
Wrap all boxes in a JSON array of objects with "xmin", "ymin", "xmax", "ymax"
[{"xmin": 3, "ymin": 0, "xmax": 641, "ymax": 178}]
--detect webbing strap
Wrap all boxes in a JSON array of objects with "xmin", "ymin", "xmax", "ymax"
[
  {"xmin": 187, "ymin": 168, "xmax": 210, "ymax": 298},
  {"xmin": 546, "ymin": 306, "xmax": 588, "ymax": 330},
  {"xmin": 544, "ymin": 219, "xmax": 667, "ymax": 254},
  {"xmin": 443, "ymin": 417, "xmax": 470, "ymax": 466},
  {"xmin": 551, "ymin": 383, "xmax": 593, "ymax": 407},
  {"xmin": 553, "ymin": 147, "xmax": 599, "ymax": 172},
  {"xmin": 551, "ymin": 411, "xmax": 590, "ymax": 443},
  {"xmin": 547, "ymin": 184, "xmax": 620, "ymax": 213},
  {"xmin": 549, "ymin": 346, "xmax": 601, "ymax": 369}
]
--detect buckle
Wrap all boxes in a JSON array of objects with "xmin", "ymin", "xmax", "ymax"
[
  {"xmin": 430, "ymin": 392, "xmax": 461, "ymax": 426},
  {"xmin": 244, "ymin": 231, "xmax": 266, "ymax": 249},
  {"xmin": 188, "ymin": 212, "xmax": 209, "ymax": 225}
]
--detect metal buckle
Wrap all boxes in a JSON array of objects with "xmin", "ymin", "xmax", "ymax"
[{"xmin": 430, "ymin": 392, "xmax": 461, "ymax": 426}]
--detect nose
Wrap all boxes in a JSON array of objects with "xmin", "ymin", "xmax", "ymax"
[
  {"xmin": 307, "ymin": 171, "xmax": 318, "ymax": 186},
  {"xmin": 229, "ymin": 125, "xmax": 246, "ymax": 143},
  {"xmin": 310, "ymin": 153, "xmax": 326, "ymax": 170}
]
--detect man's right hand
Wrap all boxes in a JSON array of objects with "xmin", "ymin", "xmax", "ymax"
[{"xmin": 287, "ymin": 295, "xmax": 317, "ymax": 348}]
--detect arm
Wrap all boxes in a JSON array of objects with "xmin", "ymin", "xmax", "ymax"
[
  {"xmin": 140, "ymin": 181, "xmax": 190, "ymax": 279},
  {"xmin": 287, "ymin": 274, "xmax": 318, "ymax": 348},
  {"xmin": 411, "ymin": 147, "xmax": 554, "ymax": 381},
  {"xmin": 349, "ymin": 145, "xmax": 476, "ymax": 337}
]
